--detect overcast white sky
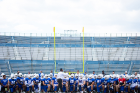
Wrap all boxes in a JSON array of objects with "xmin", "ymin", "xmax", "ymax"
[{"xmin": 0, "ymin": 0, "xmax": 140, "ymax": 34}]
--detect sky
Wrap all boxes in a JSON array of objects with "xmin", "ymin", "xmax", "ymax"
[{"xmin": 0, "ymin": 0, "xmax": 140, "ymax": 35}]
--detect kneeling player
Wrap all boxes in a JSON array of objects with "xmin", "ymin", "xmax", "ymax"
[
  {"xmin": 43, "ymin": 74, "xmax": 51, "ymax": 93},
  {"xmin": 118, "ymin": 75, "xmax": 126, "ymax": 93},
  {"xmin": 25, "ymin": 74, "xmax": 34, "ymax": 93},
  {"xmin": 33, "ymin": 74, "xmax": 41, "ymax": 92},
  {"xmin": 74, "ymin": 74, "xmax": 79, "ymax": 92},
  {"xmin": 109, "ymin": 76, "xmax": 115, "ymax": 93},
  {"xmin": 17, "ymin": 73, "xmax": 25, "ymax": 92},
  {"xmin": 103, "ymin": 75, "xmax": 109, "ymax": 93},
  {"xmin": 52, "ymin": 74, "xmax": 58, "ymax": 93},
  {"xmin": 130, "ymin": 76, "xmax": 137, "ymax": 93},
  {"xmin": 9, "ymin": 74, "xmax": 18, "ymax": 93},
  {"xmin": 96, "ymin": 74, "xmax": 104, "ymax": 93},
  {"xmin": 87, "ymin": 75, "xmax": 95, "ymax": 92},
  {"xmin": 62, "ymin": 74, "xmax": 69, "ymax": 92},
  {"xmin": 137, "ymin": 76, "xmax": 140, "ymax": 93},
  {"xmin": 124, "ymin": 75, "xmax": 131, "ymax": 93},
  {"xmin": 69, "ymin": 74, "xmax": 76, "ymax": 93},
  {"xmin": 78, "ymin": 74, "xmax": 86, "ymax": 93},
  {"xmin": 40, "ymin": 73, "xmax": 45, "ymax": 92}
]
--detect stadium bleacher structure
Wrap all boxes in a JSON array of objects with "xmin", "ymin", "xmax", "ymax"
[{"xmin": 0, "ymin": 33, "xmax": 140, "ymax": 75}]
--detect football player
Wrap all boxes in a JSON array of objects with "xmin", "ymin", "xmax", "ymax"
[
  {"xmin": 62, "ymin": 73, "xmax": 69, "ymax": 92},
  {"xmin": 78, "ymin": 74, "xmax": 86, "ymax": 93},
  {"xmin": 25, "ymin": 74, "xmax": 34, "ymax": 93},
  {"xmin": 40, "ymin": 73, "xmax": 45, "ymax": 92},
  {"xmin": 43, "ymin": 74, "xmax": 51, "ymax": 93},
  {"xmin": 87, "ymin": 75, "xmax": 95, "ymax": 92},
  {"xmin": 17, "ymin": 73, "xmax": 25, "ymax": 92},
  {"xmin": 52, "ymin": 74, "xmax": 58, "ymax": 93},
  {"xmin": 1, "ymin": 74, "xmax": 9, "ymax": 92},
  {"xmin": 9, "ymin": 74, "xmax": 18, "ymax": 93},
  {"xmin": 69, "ymin": 74, "xmax": 76, "ymax": 93},
  {"xmin": 74, "ymin": 74, "xmax": 79, "ymax": 92},
  {"xmin": 96, "ymin": 74, "xmax": 104, "ymax": 93},
  {"xmin": 124, "ymin": 75, "xmax": 131, "ymax": 93},
  {"xmin": 33, "ymin": 74, "xmax": 41, "ymax": 92}
]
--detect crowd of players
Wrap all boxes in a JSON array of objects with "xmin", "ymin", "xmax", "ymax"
[{"xmin": 0, "ymin": 70, "xmax": 140, "ymax": 93}]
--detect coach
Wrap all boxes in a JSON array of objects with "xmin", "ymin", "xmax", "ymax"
[{"xmin": 57, "ymin": 68, "xmax": 65, "ymax": 92}]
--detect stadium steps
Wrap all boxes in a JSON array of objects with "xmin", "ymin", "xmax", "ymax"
[{"xmin": 0, "ymin": 60, "xmax": 10, "ymax": 75}]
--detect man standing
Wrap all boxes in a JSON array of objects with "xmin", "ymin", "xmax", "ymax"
[
  {"xmin": 17, "ymin": 71, "xmax": 20, "ymax": 75},
  {"xmin": 57, "ymin": 68, "xmax": 65, "ymax": 92},
  {"xmin": 93, "ymin": 71, "xmax": 95, "ymax": 75},
  {"xmin": 124, "ymin": 71, "xmax": 128, "ymax": 75},
  {"xmin": 76, "ymin": 70, "xmax": 80, "ymax": 78},
  {"xmin": 1, "ymin": 74, "xmax": 9, "ymax": 92},
  {"xmin": 134, "ymin": 72, "xmax": 137, "ymax": 77},
  {"xmin": 102, "ymin": 70, "xmax": 106, "ymax": 77}
]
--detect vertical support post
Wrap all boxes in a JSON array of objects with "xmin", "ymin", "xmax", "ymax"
[
  {"xmin": 82, "ymin": 27, "xmax": 84, "ymax": 73},
  {"xmin": 54, "ymin": 27, "xmax": 56, "ymax": 72}
]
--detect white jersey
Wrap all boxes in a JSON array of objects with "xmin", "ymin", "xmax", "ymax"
[{"xmin": 78, "ymin": 78, "xmax": 85, "ymax": 85}]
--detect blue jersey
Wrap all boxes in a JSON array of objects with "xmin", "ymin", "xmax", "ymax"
[
  {"xmin": 137, "ymin": 79, "xmax": 140, "ymax": 85},
  {"xmin": 109, "ymin": 79, "xmax": 115, "ymax": 85},
  {"xmin": 63, "ymin": 78, "xmax": 68, "ymax": 84},
  {"xmin": 17, "ymin": 77, "xmax": 24, "ymax": 84},
  {"xmin": 125, "ymin": 79, "xmax": 131, "ymax": 86},
  {"xmin": 41, "ymin": 78, "xmax": 44, "ymax": 86},
  {"xmin": 25, "ymin": 78, "xmax": 33, "ymax": 85},
  {"xmin": 43, "ymin": 78, "xmax": 51, "ymax": 84},
  {"xmin": 75, "ymin": 78, "xmax": 79, "ymax": 85},
  {"xmin": 114, "ymin": 78, "xmax": 118, "ymax": 84},
  {"xmin": 96, "ymin": 79, "xmax": 103, "ymax": 86},
  {"xmin": 9, "ymin": 79, "xmax": 17, "ymax": 85},
  {"xmin": 69, "ymin": 78, "xmax": 76, "ymax": 85},
  {"xmin": 52, "ymin": 77, "xmax": 58, "ymax": 84},
  {"xmin": 1, "ymin": 79, "xmax": 8, "ymax": 86},
  {"xmin": 103, "ymin": 80, "xmax": 109, "ymax": 85},
  {"xmin": 132, "ymin": 79, "xmax": 137, "ymax": 84},
  {"xmin": 87, "ymin": 78, "xmax": 95, "ymax": 85},
  {"xmin": 33, "ymin": 78, "xmax": 41, "ymax": 84}
]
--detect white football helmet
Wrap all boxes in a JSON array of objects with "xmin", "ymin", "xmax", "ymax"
[
  {"xmin": 111, "ymin": 75, "xmax": 114, "ymax": 79},
  {"xmin": 80, "ymin": 74, "xmax": 83, "ymax": 79},
  {"xmin": 45, "ymin": 74, "xmax": 49, "ymax": 79},
  {"xmin": 41, "ymin": 73, "xmax": 44, "ymax": 78},
  {"xmin": 97, "ymin": 74, "xmax": 102, "ymax": 79},
  {"xmin": 71, "ymin": 74, "xmax": 74, "ymax": 78},
  {"xmin": 50, "ymin": 73, "xmax": 53, "ymax": 78},
  {"xmin": 35, "ymin": 74, "xmax": 39, "ymax": 78},
  {"xmin": 1, "ymin": 73, "xmax": 5, "ymax": 77},
  {"xmin": 54, "ymin": 74, "xmax": 57, "ymax": 78},
  {"xmin": 11, "ymin": 74, "xmax": 15, "ymax": 79},
  {"xmin": 89, "ymin": 75, "xmax": 92, "ymax": 79},
  {"xmin": 28, "ymin": 74, "xmax": 31, "ymax": 78},
  {"xmin": 104, "ymin": 75, "xmax": 109, "ymax": 80},
  {"xmin": 85, "ymin": 74, "xmax": 88, "ymax": 79},
  {"xmin": 75, "ymin": 74, "xmax": 78, "ymax": 78},
  {"xmin": 19, "ymin": 73, "xmax": 23, "ymax": 77}
]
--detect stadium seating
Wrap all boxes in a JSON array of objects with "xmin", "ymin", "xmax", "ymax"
[
  {"xmin": 0, "ymin": 60, "xmax": 10, "ymax": 75},
  {"xmin": 0, "ymin": 35, "xmax": 140, "ymax": 75}
]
